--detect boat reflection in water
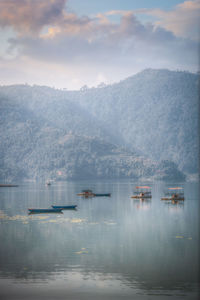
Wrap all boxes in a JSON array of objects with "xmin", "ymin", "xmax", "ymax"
[
  {"xmin": 131, "ymin": 197, "xmax": 152, "ymax": 210},
  {"xmin": 162, "ymin": 198, "xmax": 185, "ymax": 213}
]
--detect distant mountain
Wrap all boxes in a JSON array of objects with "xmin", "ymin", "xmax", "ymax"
[
  {"xmin": 0, "ymin": 96, "xmax": 184, "ymax": 182},
  {"xmin": 72, "ymin": 69, "xmax": 199, "ymax": 174},
  {"xmin": 0, "ymin": 68, "xmax": 198, "ymax": 182},
  {"xmin": 0, "ymin": 85, "xmax": 120, "ymax": 145},
  {"xmin": 0, "ymin": 111, "xmax": 185, "ymax": 181}
]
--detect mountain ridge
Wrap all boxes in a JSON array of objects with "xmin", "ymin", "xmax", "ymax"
[
  {"xmin": 0, "ymin": 68, "xmax": 198, "ymax": 181},
  {"xmin": 71, "ymin": 68, "xmax": 199, "ymax": 173}
]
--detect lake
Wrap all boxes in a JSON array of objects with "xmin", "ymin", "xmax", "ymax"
[{"xmin": 0, "ymin": 181, "xmax": 199, "ymax": 300}]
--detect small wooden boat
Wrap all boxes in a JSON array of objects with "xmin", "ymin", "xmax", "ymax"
[
  {"xmin": 77, "ymin": 189, "xmax": 94, "ymax": 197},
  {"xmin": 28, "ymin": 208, "xmax": 62, "ymax": 214},
  {"xmin": 94, "ymin": 193, "xmax": 111, "ymax": 197},
  {"xmin": 131, "ymin": 186, "xmax": 152, "ymax": 199},
  {"xmin": 161, "ymin": 187, "xmax": 184, "ymax": 201},
  {"xmin": 77, "ymin": 190, "xmax": 111, "ymax": 197},
  {"xmin": 131, "ymin": 194, "xmax": 152, "ymax": 199},
  {"xmin": 51, "ymin": 205, "xmax": 77, "ymax": 209},
  {"xmin": 0, "ymin": 184, "xmax": 18, "ymax": 187},
  {"xmin": 161, "ymin": 196, "xmax": 184, "ymax": 201}
]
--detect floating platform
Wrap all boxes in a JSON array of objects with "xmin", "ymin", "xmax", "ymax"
[
  {"xmin": 161, "ymin": 197, "xmax": 184, "ymax": 201},
  {"xmin": 131, "ymin": 195, "xmax": 152, "ymax": 199}
]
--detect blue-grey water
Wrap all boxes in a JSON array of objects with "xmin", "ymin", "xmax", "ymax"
[{"xmin": 0, "ymin": 181, "xmax": 199, "ymax": 300}]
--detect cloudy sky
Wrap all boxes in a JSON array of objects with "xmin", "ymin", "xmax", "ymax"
[{"xmin": 0, "ymin": 0, "xmax": 199, "ymax": 89}]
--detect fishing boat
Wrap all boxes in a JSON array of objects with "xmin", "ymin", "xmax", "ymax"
[
  {"xmin": 161, "ymin": 187, "xmax": 184, "ymax": 201},
  {"xmin": 51, "ymin": 205, "xmax": 77, "ymax": 209},
  {"xmin": 28, "ymin": 208, "xmax": 63, "ymax": 214},
  {"xmin": 131, "ymin": 186, "xmax": 152, "ymax": 199},
  {"xmin": 94, "ymin": 193, "xmax": 111, "ymax": 197},
  {"xmin": 77, "ymin": 190, "xmax": 111, "ymax": 197},
  {"xmin": 0, "ymin": 184, "xmax": 18, "ymax": 187},
  {"xmin": 77, "ymin": 189, "xmax": 94, "ymax": 196}
]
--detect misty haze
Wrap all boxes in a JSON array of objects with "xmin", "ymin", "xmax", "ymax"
[{"xmin": 0, "ymin": 1, "xmax": 199, "ymax": 300}]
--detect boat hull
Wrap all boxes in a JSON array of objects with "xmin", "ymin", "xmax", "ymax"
[
  {"xmin": 77, "ymin": 193, "xmax": 94, "ymax": 196},
  {"xmin": 94, "ymin": 193, "xmax": 111, "ymax": 197},
  {"xmin": 161, "ymin": 197, "xmax": 184, "ymax": 201},
  {"xmin": 131, "ymin": 195, "xmax": 152, "ymax": 199},
  {"xmin": 28, "ymin": 208, "xmax": 62, "ymax": 213},
  {"xmin": 52, "ymin": 205, "xmax": 77, "ymax": 209},
  {"xmin": 77, "ymin": 193, "xmax": 111, "ymax": 197},
  {"xmin": 0, "ymin": 184, "xmax": 18, "ymax": 187}
]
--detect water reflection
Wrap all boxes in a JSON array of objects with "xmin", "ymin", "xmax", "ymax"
[
  {"xmin": 0, "ymin": 181, "xmax": 199, "ymax": 299},
  {"xmin": 131, "ymin": 198, "xmax": 152, "ymax": 210},
  {"xmin": 162, "ymin": 200, "xmax": 184, "ymax": 212}
]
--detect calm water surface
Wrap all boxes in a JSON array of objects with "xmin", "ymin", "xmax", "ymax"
[{"xmin": 0, "ymin": 181, "xmax": 199, "ymax": 300}]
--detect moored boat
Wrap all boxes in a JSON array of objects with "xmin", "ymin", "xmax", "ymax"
[
  {"xmin": 131, "ymin": 194, "xmax": 152, "ymax": 199},
  {"xmin": 0, "ymin": 184, "xmax": 18, "ymax": 187},
  {"xmin": 51, "ymin": 205, "xmax": 77, "ymax": 209},
  {"xmin": 161, "ymin": 197, "xmax": 184, "ymax": 201},
  {"xmin": 77, "ymin": 190, "xmax": 111, "ymax": 197},
  {"xmin": 28, "ymin": 208, "xmax": 62, "ymax": 214},
  {"xmin": 94, "ymin": 193, "xmax": 111, "ymax": 197},
  {"xmin": 77, "ymin": 189, "xmax": 94, "ymax": 197},
  {"xmin": 161, "ymin": 187, "xmax": 184, "ymax": 201},
  {"xmin": 131, "ymin": 186, "xmax": 152, "ymax": 199}
]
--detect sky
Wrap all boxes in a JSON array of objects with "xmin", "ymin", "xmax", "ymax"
[{"xmin": 0, "ymin": 0, "xmax": 199, "ymax": 90}]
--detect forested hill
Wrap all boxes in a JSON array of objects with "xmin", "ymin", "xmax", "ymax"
[
  {"xmin": 72, "ymin": 69, "xmax": 199, "ymax": 174},
  {"xmin": 0, "ymin": 69, "xmax": 198, "ymax": 182}
]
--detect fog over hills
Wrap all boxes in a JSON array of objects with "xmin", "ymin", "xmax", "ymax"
[{"xmin": 0, "ymin": 69, "xmax": 198, "ymax": 182}]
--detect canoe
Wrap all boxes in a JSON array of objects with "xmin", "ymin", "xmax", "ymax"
[
  {"xmin": 131, "ymin": 195, "xmax": 152, "ymax": 199},
  {"xmin": 51, "ymin": 205, "xmax": 77, "ymax": 209},
  {"xmin": 94, "ymin": 193, "xmax": 111, "ymax": 197},
  {"xmin": 28, "ymin": 208, "xmax": 63, "ymax": 213}
]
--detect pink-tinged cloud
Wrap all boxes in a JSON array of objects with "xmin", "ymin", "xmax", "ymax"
[
  {"xmin": 6, "ymin": 10, "xmax": 198, "ymax": 71},
  {"xmin": 0, "ymin": 0, "xmax": 199, "ymax": 89},
  {"xmin": 0, "ymin": 0, "xmax": 67, "ymax": 34},
  {"xmin": 146, "ymin": 0, "xmax": 200, "ymax": 40}
]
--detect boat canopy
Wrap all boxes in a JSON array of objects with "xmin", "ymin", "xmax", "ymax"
[
  {"xmin": 134, "ymin": 186, "xmax": 151, "ymax": 195},
  {"xmin": 168, "ymin": 187, "xmax": 183, "ymax": 190},
  {"xmin": 135, "ymin": 186, "xmax": 151, "ymax": 189},
  {"xmin": 165, "ymin": 187, "xmax": 184, "ymax": 196}
]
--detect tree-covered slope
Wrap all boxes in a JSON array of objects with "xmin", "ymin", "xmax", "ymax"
[
  {"xmin": 0, "ymin": 85, "xmax": 121, "ymax": 145},
  {"xmin": 0, "ymin": 90, "xmax": 185, "ymax": 182},
  {"xmin": 0, "ymin": 68, "xmax": 198, "ymax": 181},
  {"xmin": 73, "ymin": 69, "xmax": 199, "ymax": 173}
]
